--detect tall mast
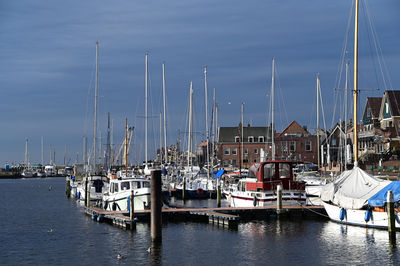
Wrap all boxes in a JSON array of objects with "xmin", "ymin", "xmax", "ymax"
[
  {"xmin": 93, "ymin": 41, "xmax": 99, "ymax": 174},
  {"xmin": 188, "ymin": 81, "xmax": 193, "ymax": 169},
  {"xmin": 83, "ymin": 136, "xmax": 87, "ymax": 167},
  {"xmin": 317, "ymin": 74, "xmax": 320, "ymax": 168},
  {"xmin": 25, "ymin": 138, "xmax": 29, "ymax": 168},
  {"xmin": 145, "ymin": 53, "xmax": 149, "ymax": 169},
  {"xmin": 204, "ymin": 67, "xmax": 210, "ymax": 179},
  {"xmin": 125, "ymin": 118, "xmax": 128, "ymax": 176},
  {"xmin": 241, "ymin": 103, "xmax": 244, "ymax": 171},
  {"xmin": 353, "ymin": 0, "xmax": 359, "ymax": 167},
  {"xmin": 106, "ymin": 112, "xmax": 111, "ymax": 170},
  {"xmin": 345, "ymin": 61, "xmax": 349, "ymax": 165},
  {"xmin": 162, "ymin": 62, "xmax": 168, "ymax": 163},
  {"xmin": 211, "ymin": 88, "xmax": 216, "ymax": 171},
  {"xmin": 159, "ymin": 112, "xmax": 162, "ymax": 162},
  {"xmin": 271, "ymin": 58, "xmax": 275, "ymax": 160},
  {"xmin": 41, "ymin": 136, "xmax": 44, "ymax": 166}
]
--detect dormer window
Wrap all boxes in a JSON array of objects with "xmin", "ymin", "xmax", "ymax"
[
  {"xmin": 248, "ymin": 136, "xmax": 254, "ymax": 143},
  {"xmin": 258, "ymin": 136, "xmax": 264, "ymax": 142}
]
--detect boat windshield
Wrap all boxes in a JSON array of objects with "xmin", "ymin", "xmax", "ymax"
[
  {"xmin": 263, "ymin": 163, "xmax": 276, "ymax": 179},
  {"xmin": 121, "ymin": 181, "xmax": 130, "ymax": 190},
  {"xmin": 279, "ymin": 163, "xmax": 291, "ymax": 179}
]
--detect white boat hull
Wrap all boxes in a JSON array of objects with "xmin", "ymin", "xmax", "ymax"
[
  {"xmin": 103, "ymin": 188, "xmax": 151, "ymax": 211},
  {"xmin": 230, "ymin": 190, "xmax": 306, "ymax": 207},
  {"xmin": 322, "ymin": 201, "xmax": 400, "ymax": 229}
]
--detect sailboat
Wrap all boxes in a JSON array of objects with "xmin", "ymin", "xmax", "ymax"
[
  {"xmin": 21, "ymin": 138, "xmax": 34, "ymax": 178},
  {"xmin": 228, "ymin": 59, "xmax": 306, "ymax": 207},
  {"xmin": 320, "ymin": 0, "xmax": 400, "ymax": 229}
]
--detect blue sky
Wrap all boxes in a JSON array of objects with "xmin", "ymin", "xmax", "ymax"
[{"xmin": 0, "ymin": 0, "xmax": 399, "ymax": 166}]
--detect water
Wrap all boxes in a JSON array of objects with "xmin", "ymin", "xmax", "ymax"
[{"xmin": 1, "ymin": 178, "xmax": 400, "ymax": 265}]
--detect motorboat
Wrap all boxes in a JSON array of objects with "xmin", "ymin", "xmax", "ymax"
[
  {"xmin": 102, "ymin": 177, "xmax": 151, "ymax": 211},
  {"xmin": 229, "ymin": 160, "xmax": 306, "ymax": 207}
]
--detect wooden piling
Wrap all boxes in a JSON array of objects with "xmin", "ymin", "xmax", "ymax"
[
  {"xmin": 151, "ymin": 170, "xmax": 162, "ymax": 242},
  {"xmin": 277, "ymin": 185, "xmax": 282, "ymax": 214},
  {"xmin": 85, "ymin": 179, "xmax": 89, "ymax": 207},
  {"xmin": 217, "ymin": 180, "xmax": 221, "ymax": 208},
  {"xmin": 387, "ymin": 190, "xmax": 396, "ymax": 244},
  {"xmin": 66, "ymin": 180, "xmax": 71, "ymax": 198},
  {"xmin": 182, "ymin": 177, "xmax": 186, "ymax": 201},
  {"xmin": 130, "ymin": 189, "xmax": 134, "ymax": 221}
]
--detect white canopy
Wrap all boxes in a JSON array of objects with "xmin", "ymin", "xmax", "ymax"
[{"xmin": 320, "ymin": 167, "xmax": 390, "ymax": 209}]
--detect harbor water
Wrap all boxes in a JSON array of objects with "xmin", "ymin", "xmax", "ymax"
[{"xmin": 1, "ymin": 178, "xmax": 400, "ymax": 265}]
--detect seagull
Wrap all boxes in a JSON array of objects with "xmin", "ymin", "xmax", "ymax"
[
  {"xmin": 117, "ymin": 253, "xmax": 126, "ymax": 260},
  {"xmin": 47, "ymin": 228, "xmax": 53, "ymax": 233},
  {"xmin": 147, "ymin": 247, "xmax": 151, "ymax": 253}
]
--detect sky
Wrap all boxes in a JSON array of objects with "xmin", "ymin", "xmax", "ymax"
[{"xmin": 0, "ymin": 0, "xmax": 399, "ymax": 166}]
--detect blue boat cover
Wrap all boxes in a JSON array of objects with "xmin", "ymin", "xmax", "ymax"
[
  {"xmin": 368, "ymin": 181, "xmax": 400, "ymax": 207},
  {"xmin": 214, "ymin": 169, "xmax": 226, "ymax": 178}
]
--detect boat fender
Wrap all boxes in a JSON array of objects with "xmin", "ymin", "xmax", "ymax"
[
  {"xmin": 253, "ymin": 195, "xmax": 257, "ymax": 207},
  {"xmin": 104, "ymin": 200, "xmax": 108, "ymax": 210},
  {"xmin": 97, "ymin": 214, "xmax": 104, "ymax": 223},
  {"xmin": 78, "ymin": 191, "xmax": 81, "ymax": 199},
  {"xmin": 91, "ymin": 213, "xmax": 98, "ymax": 220},
  {"xmin": 364, "ymin": 209, "xmax": 372, "ymax": 222},
  {"xmin": 339, "ymin": 208, "xmax": 346, "ymax": 221},
  {"xmin": 112, "ymin": 202, "xmax": 117, "ymax": 211},
  {"xmin": 127, "ymin": 196, "xmax": 130, "ymax": 213},
  {"xmin": 196, "ymin": 188, "xmax": 204, "ymax": 195}
]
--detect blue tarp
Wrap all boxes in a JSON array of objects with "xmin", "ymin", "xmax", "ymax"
[
  {"xmin": 368, "ymin": 181, "xmax": 400, "ymax": 207},
  {"xmin": 214, "ymin": 169, "xmax": 226, "ymax": 178}
]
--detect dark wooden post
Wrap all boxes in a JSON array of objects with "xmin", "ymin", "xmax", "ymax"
[
  {"xmin": 85, "ymin": 179, "xmax": 89, "ymax": 207},
  {"xmin": 217, "ymin": 179, "xmax": 221, "ymax": 207},
  {"xmin": 66, "ymin": 179, "xmax": 71, "ymax": 198},
  {"xmin": 151, "ymin": 170, "xmax": 162, "ymax": 242},
  {"xmin": 277, "ymin": 184, "xmax": 282, "ymax": 214},
  {"xmin": 387, "ymin": 190, "xmax": 396, "ymax": 245},
  {"xmin": 130, "ymin": 189, "xmax": 134, "ymax": 221},
  {"xmin": 182, "ymin": 177, "xmax": 186, "ymax": 201}
]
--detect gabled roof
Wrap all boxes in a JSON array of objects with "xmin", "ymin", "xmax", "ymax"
[
  {"xmin": 277, "ymin": 121, "xmax": 309, "ymax": 137},
  {"xmin": 387, "ymin": 90, "xmax": 400, "ymax": 116},
  {"xmin": 366, "ymin": 97, "xmax": 382, "ymax": 118},
  {"xmin": 218, "ymin": 126, "xmax": 271, "ymax": 142}
]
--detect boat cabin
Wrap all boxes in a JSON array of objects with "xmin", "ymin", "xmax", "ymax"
[
  {"xmin": 109, "ymin": 179, "xmax": 150, "ymax": 194},
  {"xmin": 246, "ymin": 161, "xmax": 305, "ymax": 191}
]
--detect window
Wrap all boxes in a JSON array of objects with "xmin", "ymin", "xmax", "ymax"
[
  {"xmin": 121, "ymin": 181, "xmax": 130, "ymax": 190},
  {"xmin": 224, "ymin": 148, "xmax": 230, "ymax": 155},
  {"xmin": 248, "ymin": 136, "xmax": 254, "ymax": 143},
  {"xmin": 254, "ymin": 148, "xmax": 258, "ymax": 154},
  {"xmin": 305, "ymin": 141, "xmax": 311, "ymax": 151},
  {"xmin": 279, "ymin": 163, "xmax": 291, "ymax": 179},
  {"xmin": 244, "ymin": 148, "xmax": 248, "ymax": 155},
  {"xmin": 232, "ymin": 160, "xmax": 237, "ymax": 166},
  {"xmin": 332, "ymin": 139, "xmax": 337, "ymax": 146},
  {"xmin": 281, "ymin": 141, "xmax": 287, "ymax": 152},
  {"xmin": 258, "ymin": 136, "xmax": 264, "ymax": 142},
  {"xmin": 232, "ymin": 148, "xmax": 237, "ymax": 155},
  {"xmin": 289, "ymin": 141, "xmax": 296, "ymax": 152},
  {"xmin": 235, "ymin": 136, "xmax": 240, "ymax": 143},
  {"xmin": 263, "ymin": 163, "xmax": 276, "ymax": 179}
]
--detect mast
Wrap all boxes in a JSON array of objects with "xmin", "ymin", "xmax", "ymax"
[
  {"xmin": 40, "ymin": 136, "xmax": 44, "ymax": 166},
  {"xmin": 162, "ymin": 62, "xmax": 167, "ymax": 163},
  {"xmin": 125, "ymin": 118, "xmax": 128, "ymax": 176},
  {"xmin": 188, "ymin": 81, "xmax": 193, "ymax": 169},
  {"xmin": 93, "ymin": 41, "xmax": 99, "ymax": 174},
  {"xmin": 271, "ymin": 58, "xmax": 275, "ymax": 160},
  {"xmin": 25, "ymin": 138, "xmax": 29, "ymax": 168},
  {"xmin": 345, "ymin": 61, "xmax": 349, "ymax": 165},
  {"xmin": 204, "ymin": 67, "xmax": 210, "ymax": 180},
  {"xmin": 353, "ymin": 0, "xmax": 359, "ymax": 167},
  {"xmin": 211, "ymin": 88, "xmax": 216, "ymax": 171},
  {"xmin": 160, "ymin": 112, "xmax": 162, "ymax": 162},
  {"xmin": 317, "ymin": 75, "xmax": 320, "ymax": 168},
  {"xmin": 145, "ymin": 53, "xmax": 149, "ymax": 170},
  {"xmin": 240, "ymin": 103, "xmax": 244, "ymax": 173},
  {"xmin": 83, "ymin": 136, "xmax": 87, "ymax": 168}
]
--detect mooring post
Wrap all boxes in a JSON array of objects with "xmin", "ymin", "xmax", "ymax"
[
  {"xmin": 66, "ymin": 179, "xmax": 71, "ymax": 198},
  {"xmin": 277, "ymin": 185, "xmax": 282, "ymax": 214},
  {"xmin": 217, "ymin": 179, "xmax": 221, "ymax": 208},
  {"xmin": 85, "ymin": 179, "xmax": 89, "ymax": 207},
  {"xmin": 151, "ymin": 170, "xmax": 162, "ymax": 242},
  {"xmin": 130, "ymin": 189, "xmax": 134, "ymax": 221},
  {"xmin": 182, "ymin": 176, "xmax": 186, "ymax": 201},
  {"xmin": 387, "ymin": 190, "xmax": 396, "ymax": 244}
]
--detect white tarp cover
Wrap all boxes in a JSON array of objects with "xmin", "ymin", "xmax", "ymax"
[{"xmin": 320, "ymin": 167, "xmax": 390, "ymax": 209}]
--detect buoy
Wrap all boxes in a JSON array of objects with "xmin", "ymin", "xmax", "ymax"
[
  {"xmin": 339, "ymin": 208, "xmax": 346, "ymax": 221},
  {"xmin": 364, "ymin": 209, "xmax": 372, "ymax": 222}
]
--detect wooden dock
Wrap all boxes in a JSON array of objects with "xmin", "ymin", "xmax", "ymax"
[{"xmin": 85, "ymin": 205, "xmax": 327, "ymax": 230}]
